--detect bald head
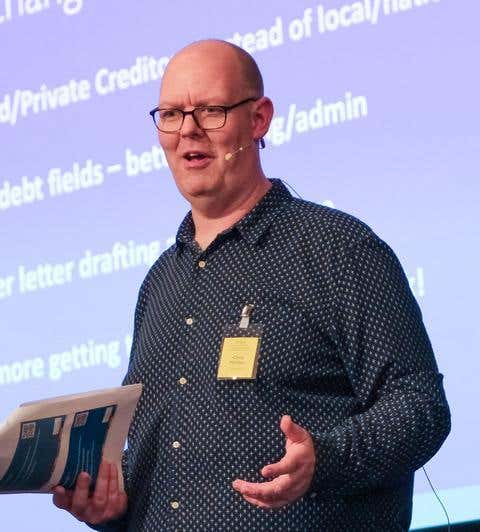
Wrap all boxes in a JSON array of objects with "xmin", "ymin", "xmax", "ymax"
[{"xmin": 162, "ymin": 39, "xmax": 264, "ymax": 100}]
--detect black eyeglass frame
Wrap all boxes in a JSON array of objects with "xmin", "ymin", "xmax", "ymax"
[{"xmin": 149, "ymin": 97, "xmax": 261, "ymax": 133}]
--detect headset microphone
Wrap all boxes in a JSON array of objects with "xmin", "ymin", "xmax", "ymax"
[
  {"xmin": 225, "ymin": 143, "xmax": 250, "ymax": 161},
  {"xmin": 224, "ymin": 138, "xmax": 267, "ymax": 161},
  {"xmin": 225, "ymin": 138, "xmax": 265, "ymax": 161}
]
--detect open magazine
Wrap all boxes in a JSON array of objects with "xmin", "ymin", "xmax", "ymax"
[{"xmin": 0, "ymin": 383, "xmax": 142, "ymax": 494}]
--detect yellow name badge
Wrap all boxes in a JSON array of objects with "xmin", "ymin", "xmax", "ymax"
[{"xmin": 217, "ymin": 336, "xmax": 261, "ymax": 380}]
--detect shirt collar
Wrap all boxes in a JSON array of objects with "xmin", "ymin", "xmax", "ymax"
[{"xmin": 176, "ymin": 178, "xmax": 292, "ymax": 249}]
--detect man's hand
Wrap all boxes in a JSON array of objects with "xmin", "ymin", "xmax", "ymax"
[
  {"xmin": 52, "ymin": 460, "xmax": 128, "ymax": 525},
  {"xmin": 232, "ymin": 415, "xmax": 316, "ymax": 509}
]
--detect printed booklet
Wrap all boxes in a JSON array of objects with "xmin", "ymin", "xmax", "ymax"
[{"xmin": 0, "ymin": 383, "xmax": 142, "ymax": 494}]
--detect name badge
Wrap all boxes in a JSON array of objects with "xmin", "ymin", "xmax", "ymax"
[{"xmin": 217, "ymin": 304, "xmax": 263, "ymax": 380}]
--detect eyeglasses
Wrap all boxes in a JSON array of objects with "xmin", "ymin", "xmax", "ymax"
[{"xmin": 149, "ymin": 97, "xmax": 260, "ymax": 132}]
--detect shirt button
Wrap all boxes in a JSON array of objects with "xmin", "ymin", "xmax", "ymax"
[
  {"xmin": 179, "ymin": 377, "xmax": 188, "ymax": 385},
  {"xmin": 185, "ymin": 317, "xmax": 194, "ymax": 325},
  {"xmin": 198, "ymin": 260, "xmax": 206, "ymax": 268},
  {"xmin": 171, "ymin": 500, "xmax": 180, "ymax": 510},
  {"xmin": 172, "ymin": 441, "xmax": 181, "ymax": 449}
]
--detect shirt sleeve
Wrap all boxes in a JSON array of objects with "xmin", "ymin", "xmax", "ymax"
[{"xmin": 310, "ymin": 234, "xmax": 451, "ymax": 495}]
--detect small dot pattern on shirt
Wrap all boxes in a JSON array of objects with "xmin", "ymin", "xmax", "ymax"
[{"xmin": 90, "ymin": 179, "xmax": 450, "ymax": 532}]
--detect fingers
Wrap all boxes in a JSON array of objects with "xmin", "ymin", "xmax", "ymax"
[
  {"xmin": 90, "ymin": 460, "xmax": 112, "ymax": 515},
  {"xmin": 52, "ymin": 460, "xmax": 128, "ymax": 525},
  {"xmin": 233, "ymin": 476, "xmax": 306, "ymax": 509},
  {"xmin": 70, "ymin": 471, "xmax": 93, "ymax": 519},
  {"xmin": 108, "ymin": 463, "xmax": 119, "ymax": 502},
  {"xmin": 261, "ymin": 454, "xmax": 296, "ymax": 478},
  {"xmin": 52, "ymin": 485, "xmax": 73, "ymax": 511},
  {"xmin": 232, "ymin": 476, "xmax": 293, "ymax": 502},
  {"xmin": 103, "ymin": 463, "xmax": 123, "ymax": 521},
  {"xmin": 242, "ymin": 494, "xmax": 290, "ymax": 509},
  {"xmin": 280, "ymin": 415, "xmax": 310, "ymax": 444},
  {"xmin": 91, "ymin": 461, "xmax": 127, "ymax": 523},
  {"xmin": 261, "ymin": 429, "xmax": 315, "ymax": 479}
]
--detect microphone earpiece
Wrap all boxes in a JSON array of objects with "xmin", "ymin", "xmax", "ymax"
[
  {"xmin": 225, "ymin": 139, "xmax": 264, "ymax": 161},
  {"xmin": 225, "ymin": 145, "xmax": 247, "ymax": 161}
]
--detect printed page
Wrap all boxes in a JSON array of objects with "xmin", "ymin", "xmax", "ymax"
[{"xmin": 0, "ymin": 383, "xmax": 142, "ymax": 494}]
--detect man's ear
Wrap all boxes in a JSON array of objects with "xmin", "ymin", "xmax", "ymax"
[{"xmin": 252, "ymin": 97, "xmax": 274, "ymax": 141}]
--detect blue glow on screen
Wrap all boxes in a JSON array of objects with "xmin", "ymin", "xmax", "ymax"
[{"xmin": 1, "ymin": 1, "xmax": 478, "ymax": 529}]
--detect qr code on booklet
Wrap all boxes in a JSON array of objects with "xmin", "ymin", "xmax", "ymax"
[
  {"xmin": 74, "ymin": 412, "xmax": 89, "ymax": 428},
  {"xmin": 21, "ymin": 422, "xmax": 36, "ymax": 439}
]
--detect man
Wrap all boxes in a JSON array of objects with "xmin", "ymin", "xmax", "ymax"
[{"xmin": 53, "ymin": 39, "xmax": 451, "ymax": 531}]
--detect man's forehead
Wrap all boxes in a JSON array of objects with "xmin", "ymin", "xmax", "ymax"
[
  {"xmin": 159, "ymin": 79, "xmax": 237, "ymax": 107},
  {"xmin": 160, "ymin": 63, "xmax": 246, "ymax": 107}
]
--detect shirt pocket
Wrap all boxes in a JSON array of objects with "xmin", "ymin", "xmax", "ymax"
[{"xmin": 248, "ymin": 286, "xmax": 324, "ymax": 388}]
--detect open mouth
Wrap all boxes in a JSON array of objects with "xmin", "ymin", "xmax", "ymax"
[
  {"xmin": 184, "ymin": 152, "xmax": 209, "ymax": 161},
  {"xmin": 182, "ymin": 151, "xmax": 213, "ymax": 168}
]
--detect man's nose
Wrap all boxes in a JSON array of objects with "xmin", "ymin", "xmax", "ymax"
[{"xmin": 180, "ymin": 112, "xmax": 203, "ymax": 137}]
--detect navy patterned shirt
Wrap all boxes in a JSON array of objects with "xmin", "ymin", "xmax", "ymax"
[{"xmin": 92, "ymin": 178, "xmax": 450, "ymax": 531}]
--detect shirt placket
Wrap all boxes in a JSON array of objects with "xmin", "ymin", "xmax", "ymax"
[{"xmin": 168, "ymin": 244, "xmax": 212, "ymax": 530}]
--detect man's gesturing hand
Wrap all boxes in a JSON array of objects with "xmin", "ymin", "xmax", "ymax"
[
  {"xmin": 232, "ymin": 415, "xmax": 316, "ymax": 509},
  {"xmin": 52, "ymin": 461, "xmax": 127, "ymax": 525}
]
